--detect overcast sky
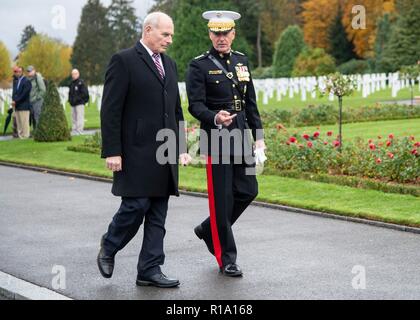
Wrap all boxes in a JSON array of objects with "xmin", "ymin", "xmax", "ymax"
[{"xmin": 0, "ymin": 0, "xmax": 155, "ymax": 57}]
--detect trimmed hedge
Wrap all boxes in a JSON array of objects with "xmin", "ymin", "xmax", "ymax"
[
  {"xmin": 261, "ymin": 103, "xmax": 420, "ymax": 128},
  {"xmin": 263, "ymin": 169, "xmax": 419, "ymax": 197},
  {"xmin": 67, "ymin": 132, "xmax": 100, "ymax": 154},
  {"xmin": 34, "ymin": 82, "xmax": 71, "ymax": 142},
  {"xmin": 67, "ymin": 145, "xmax": 100, "ymax": 154}
]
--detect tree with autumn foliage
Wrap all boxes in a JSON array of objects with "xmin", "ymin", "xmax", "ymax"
[
  {"xmin": 342, "ymin": 0, "xmax": 395, "ymax": 58},
  {"xmin": 301, "ymin": 0, "xmax": 339, "ymax": 51},
  {"xmin": 0, "ymin": 41, "xmax": 11, "ymax": 85},
  {"xmin": 18, "ymin": 34, "xmax": 72, "ymax": 83}
]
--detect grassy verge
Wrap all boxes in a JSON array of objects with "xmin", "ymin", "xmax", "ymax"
[{"xmin": 0, "ymin": 137, "xmax": 419, "ymax": 227}]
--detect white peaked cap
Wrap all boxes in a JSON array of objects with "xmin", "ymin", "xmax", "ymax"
[{"xmin": 202, "ymin": 10, "xmax": 241, "ymax": 32}]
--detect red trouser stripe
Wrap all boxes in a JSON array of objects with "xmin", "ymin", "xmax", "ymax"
[{"xmin": 206, "ymin": 156, "xmax": 223, "ymax": 267}]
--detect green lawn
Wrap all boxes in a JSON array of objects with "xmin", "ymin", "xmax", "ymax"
[
  {"xmin": 288, "ymin": 118, "xmax": 420, "ymax": 141},
  {"xmin": 255, "ymin": 86, "xmax": 419, "ymax": 111},
  {"xmin": 0, "ymin": 136, "xmax": 419, "ymax": 227}
]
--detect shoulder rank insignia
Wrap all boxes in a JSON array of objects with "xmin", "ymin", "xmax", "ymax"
[
  {"xmin": 194, "ymin": 54, "xmax": 205, "ymax": 60},
  {"xmin": 194, "ymin": 51, "xmax": 210, "ymax": 60},
  {"xmin": 233, "ymin": 50, "xmax": 245, "ymax": 56}
]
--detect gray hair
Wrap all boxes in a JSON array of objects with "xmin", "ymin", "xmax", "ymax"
[{"xmin": 142, "ymin": 11, "xmax": 173, "ymax": 32}]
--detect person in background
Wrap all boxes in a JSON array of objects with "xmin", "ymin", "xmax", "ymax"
[
  {"xmin": 26, "ymin": 65, "xmax": 46, "ymax": 129},
  {"xmin": 12, "ymin": 66, "xmax": 32, "ymax": 139},
  {"xmin": 68, "ymin": 69, "xmax": 89, "ymax": 135},
  {"xmin": 10, "ymin": 67, "xmax": 19, "ymax": 138}
]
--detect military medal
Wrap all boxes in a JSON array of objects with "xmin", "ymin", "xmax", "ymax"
[{"xmin": 235, "ymin": 64, "xmax": 250, "ymax": 82}]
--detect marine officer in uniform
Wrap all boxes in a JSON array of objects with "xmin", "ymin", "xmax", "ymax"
[{"xmin": 186, "ymin": 10, "xmax": 266, "ymax": 277}]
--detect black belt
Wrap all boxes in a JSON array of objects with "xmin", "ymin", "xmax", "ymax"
[{"xmin": 208, "ymin": 99, "xmax": 245, "ymax": 112}]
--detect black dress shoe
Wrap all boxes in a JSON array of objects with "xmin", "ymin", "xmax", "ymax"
[
  {"xmin": 220, "ymin": 263, "xmax": 243, "ymax": 277},
  {"xmin": 194, "ymin": 225, "xmax": 203, "ymax": 239},
  {"xmin": 97, "ymin": 246, "xmax": 115, "ymax": 278},
  {"xmin": 136, "ymin": 272, "xmax": 180, "ymax": 288},
  {"xmin": 194, "ymin": 225, "xmax": 215, "ymax": 255}
]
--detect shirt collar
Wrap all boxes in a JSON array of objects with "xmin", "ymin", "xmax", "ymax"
[
  {"xmin": 140, "ymin": 39, "xmax": 157, "ymax": 57},
  {"xmin": 210, "ymin": 46, "xmax": 231, "ymax": 59}
]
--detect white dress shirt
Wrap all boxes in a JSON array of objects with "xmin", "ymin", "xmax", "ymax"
[{"xmin": 139, "ymin": 39, "xmax": 165, "ymax": 76}]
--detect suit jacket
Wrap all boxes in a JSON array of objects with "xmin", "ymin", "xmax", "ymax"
[
  {"xmin": 12, "ymin": 76, "xmax": 32, "ymax": 111},
  {"xmin": 101, "ymin": 41, "xmax": 186, "ymax": 197}
]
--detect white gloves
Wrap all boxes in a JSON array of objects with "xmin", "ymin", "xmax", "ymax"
[
  {"xmin": 255, "ymin": 147, "xmax": 267, "ymax": 166},
  {"xmin": 254, "ymin": 140, "xmax": 267, "ymax": 166},
  {"xmin": 179, "ymin": 153, "xmax": 192, "ymax": 166}
]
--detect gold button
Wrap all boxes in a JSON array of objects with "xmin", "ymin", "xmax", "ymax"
[
  {"xmin": 232, "ymin": 84, "xmax": 235, "ymax": 87},
  {"xmin": 216, "ymin": 80, "xmax": 219, "ymax": 84},
  {"xmin": 234, "ymin": 95, "xmax": 238, "ymax": 99},
  {"xmin": 227, "ymin": 60, "xmax": 230, "ymax": 64}
]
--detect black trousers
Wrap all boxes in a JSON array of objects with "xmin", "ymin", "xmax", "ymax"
[
  {"xmin": 102, "ymin": 196, "xmax": 169, "ymax": 277},
  {"xmin": 200, "ymin": 156, "xmax": 258, "ymax": 267}
]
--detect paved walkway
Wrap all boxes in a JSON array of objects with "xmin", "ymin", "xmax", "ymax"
[
  {"xmin": 0, "ymin": 129, "xmax": 99, "ymax": 141},
  {"xmin": 1, "ymin": 165, "xmax": 420, "ymax": 299}
]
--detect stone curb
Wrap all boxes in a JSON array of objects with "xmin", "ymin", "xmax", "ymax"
[{"xmin": 0, "ymin": 271, "xmax": 72, "ymax": 300}]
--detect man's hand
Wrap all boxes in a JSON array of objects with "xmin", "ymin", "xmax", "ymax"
[
  {"xmin": 106, "ymin": 156, "xmax": 122, "ymax": 172},
  {"xmin": 216, "ymin": 110, "xmax": 237, "ymax": 127},
  {"xmin": 11, "ymin": 101, "xmax": 16, "ymax": 107},
  {"xmin": 179, "ymin": 153, "xmax": 192, "ymax": 166}
]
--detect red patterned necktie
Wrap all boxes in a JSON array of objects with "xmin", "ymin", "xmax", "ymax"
[{"xmin": 152, "ymin": 53, "xmax": 164, "ymax": 79}]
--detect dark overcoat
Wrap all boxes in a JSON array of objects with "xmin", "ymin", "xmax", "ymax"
[{"xmin": 101, "ymin": 41, "xmax": 185, "ymax": 197}]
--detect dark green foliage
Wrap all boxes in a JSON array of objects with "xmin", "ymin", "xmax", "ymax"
[
  {"xmin": 67, "ymin": 132, "xmax": 101, "ymax": 154},
  {"xmin": 272, "ymin": 25, "xmax": 305, "ymax": 77},
  {"xmin": 264, "ymin": 169, "xmax": 419, "ymax": 197},
  {"xmin": 149, "ymin": 0, "xmax": 177, "ymax": 15},
  {"xmin": 18, "ymin": 25, "xmax": 37, "ymax": 52},
  {"xmin": 231, "ymin": 0, "xmax": 272, "ymax": 68},
  {"xmin": 337, "ymin": 59, "xmax": 370, "ymax": 75},
  {"xmin": 380, "ymin": 4, "xmax": 420, "ymax": 72},
  {"xmin": 261, "ymin": 103, "xmax": 420, "ymax": 128},
  {"xmin": 373, "ymin": 13, "xmax": 392, "ymax": 72},
  {"xmin": 71, "ymin": 0, "xmax": 114, "ymax": 85},
  {"xmin": 107, "ymin": 0, "xmax": 140, "ymax": 51},
  {"xmin": 252, "ymin": 66, "xmax": 274, "ymax": 79},
  {"xmin": 168, "ymin": 0, "xmax": 252, "ymax": 81},
  {"xmin": 34, "ymin": 82, "xmax": 71, "ymax": 142},
  {"xmin": 328, "ymin": 7, "xmax": 356, "ymax": 65},
  {"xmin": 292, "ymin": 48, "xmax": 336, "ymax": 77}
]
